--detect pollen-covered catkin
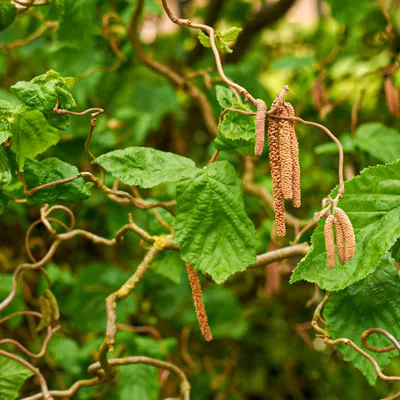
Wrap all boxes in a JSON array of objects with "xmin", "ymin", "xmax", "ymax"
[
  {"xmin": 324, "ymin": 215, "xmax": 336, "ymax": 269},
  {"xmin": 334, "ymin": 218, "xmax": 346, "ymax": 265},
  {"xmin": 268, "ymin": 99, "xmax": 286, "ymax": 236},
  {"xmin": 254, "ymin": 99, "xmax": 267, "ymax": 156},
  {"xmin": 185, "ymin": 263, "xmax": 212, "ymax": 342},
  {"xmin": 334, "ymin": 207, "xmax": 356, "ymax": 260},
  {"xmin": 285, "ymin": 102, "xmax": 301, "ymax": 208},
  {"xmin": 278, "ymin": 107, "xmax": 293, "ymax": 200}
]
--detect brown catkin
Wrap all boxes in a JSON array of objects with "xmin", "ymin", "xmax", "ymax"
[
  {"xmin": 324, "ymin": 215, "xmax": 336, "ymax": 269},
  {"xmin": 254, "ymin": 99, "xmax": 267, "ymax": 156},
  {"xmin": 384, "ymin": 75, "xmax": 400, "ymax": 118},
  {"xmin": 185, "ymin": 263, "xmax": 212, "ymax": 342},
  {"xmin": 334, "ymin": 218, "xmax": 347, "ymax": 265},
  {"xmin": 268, "ymin": 99, "xmax": 286, "ymax": 236},
  {"xmin": 285, "ymin": 102, "xmax": 301, "ymax": 208},
  {"xmin": 278, "ymin": 107, "xmax": 293, "ymax": 200},
  {"xmin": 334, "ymin": 207, "xmax": 356, "ymax": 260}
]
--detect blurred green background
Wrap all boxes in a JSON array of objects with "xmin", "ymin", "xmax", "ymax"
[{"xmin": 1, "ymin": 0, "xmax": 400, "ymax": 398}]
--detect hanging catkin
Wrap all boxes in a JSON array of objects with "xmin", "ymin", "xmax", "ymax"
[
  {"xmin": 285, "ymin": 102, "xmax": 301, "ymax": 208},
  {"xmin": 185, "ymin": 263, "xmax": 212, "ymax": 342},
  {"xmin": 254, "ymin": 99, "xmax": 267, "ymax": 156},
  {"xmin": 324, "ymin": 215, "xmax": 336, "ymax": 269},
  {"xmin": 268, "ymin": 99, "xmax": 286, "ymax": 236},
  {"xmin": 334, "ymin": 219, "xmax": 347, "ymax": 265},
  {"xmin": 278, "ymin": 107, "xmax": 293, "ymax": 200},
  {"xmin": 334, "ymin": 207, "xmax": 356, "ymax": 260}
]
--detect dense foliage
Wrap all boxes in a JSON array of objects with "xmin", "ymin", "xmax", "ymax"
[{"xmin": 1, "ymin": 0, "xmax": 400, "ymax": 399}]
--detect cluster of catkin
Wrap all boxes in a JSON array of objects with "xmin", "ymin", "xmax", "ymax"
[
  {"xmin": 324, "ymin": 208, "xmax": 356, "ymax": 269},
  {"xmin": 267, "ymin": 100, "xmax": 301, "ymax": 236}
]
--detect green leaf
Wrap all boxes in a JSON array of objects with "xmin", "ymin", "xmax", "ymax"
[
  {"xmin": 291, "ymin": 159, "xmax": 400, "ymax": 291},
  {"xmin": 215, "ymin": 85, "xmax": 236, "ymax": 108},
  {"xmin": 0, "ymin": 356, "xmax": 33, "ymax": 400},
  {"xmin": 216, "ymin": 36, "xmax": 233, "ymax": 54},
  {"xmin": 132, "ymin": 336, "xmax": 177, "ymax": 360},
  {"xmin": 197, "ymin": 30, "xmax": 211, "ymax": 48},
  {"xmin": 118, "ymin": 365, "xmax": 159, "ymax": 400},
  {"xmin": 0, "ymin": 119, "xmax": 11, "ymax": 145},
  {"xmin": 324, "ymin": 255, "xmax": 400, "ymax": 385},
  {"xmin": 64, "ymin": 264, "xmax": 137, "ymax": 333},
  {"xmin": 221, "ymin": 27, "xmax": 242, "ymax": 42},
  {"xmin": 11, "ymin": 110, "xmax": 60, "ymax": 168},
  {"xmin": 48, "ymin": 337, "xmax": 82, "ymax": 376},
  {"xmin": 94, "ymin": 147, "xmax": 196, "ymax": 188},
  {"xmin": 151, "ymin": 251, "xmax": 184, "ymax": 284},
  {"xmin": 23, "ymin": 157, "xmax": 91, "ymax": 205},
  {"xmin": 11, "ymin": 81, "xmax": 57, "ymax": 112},
  {"xmin": 0, "ymin": 0, "xmax": 17, "ymax": 32},
  {"xmin": 315, "ymin": 133, "xmax": 356, "ymax": 155},
  {"xmin": 174, "ymin": 161, "xmax": 259, "ymax": 283},
  {"xmin": 214, "ymin": 104, "xmax": 256, "ymax": 154},
  {"xmin": 326, "ymin": 0, "xmax": 371, "ymax": 25},
  {"xmin": 355, "ymin": 123, "xmax": 400, "ymax": 163}
]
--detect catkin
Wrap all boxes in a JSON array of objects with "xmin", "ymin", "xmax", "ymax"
[
  {"xmin": 254, "ymin": 99, "xmax": 267, "ymax": 156},
  {"xmin": 285, "ymin": 102, "xmax": 301, "ymax": 208},
  {"xmin": 324, "ymin": 215, "xmax": 336, "ymax": 269},
  {"xmin": 334, "ymin": 219, "xmax": 347, "ymax": 265},
  {"xmin": 334, "ymin": 207, "xmax": 356, "ymax": 260},
  {"xmin": 278, "ymin": 107, "xmax": 293, "ymax": 200},
  {"xmin": 268, "ymin": 99, "xmax": 286, "ymax": 236},
  {"xmin": 185, "ymin": 263, "xmax": 212, "ymax": 342}
]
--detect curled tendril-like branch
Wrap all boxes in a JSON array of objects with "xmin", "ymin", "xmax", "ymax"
[{"xmin": 311, "ymin": 293, "xmax": 400, "ymax": 399}]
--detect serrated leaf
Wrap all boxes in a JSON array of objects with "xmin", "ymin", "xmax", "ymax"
[
  {"xmin": 324, "ymin": 255, "xmax": 400, "ymax": 385},
  {"xmin": 214, "ymin": 104, "xmax": 256, "ymax": 154},
  {"xmin": 11, "ymin": 81, "xmax": 57, "ymax": 112},
  {"xmin": 174, "ymin": 161, "xmax": 259, "ymax": 283},
  {"xmin": 0, "ymin": 0, "xmax": 17, "ymax": 32},
  {"xmin": 355, "ymin": 123, "xmax": 400, "ymax": 163},
  {"xmin": 197, "ymin": 30, "xmax": 211, "ymax": 48},
  {"xmin": 23, "ymin": 157, "xmax": 91, "ymax": 205},
  {"xmin": 0, "ymin": 119, "xmax": 11, "ymax": 145},
  {"xmin": 151, "ymin": 251, "xmax": 184, "ymax": 284},
  {"xmin": 0, "ymin": 356, "xmax": 33, "ymax": 400},
  {"xmin": 221, "ymin": 27, "xmax": 242, "ymax": 42},
  {"xmin": 11, "ymin": 110, "xmax": 60, "ymax": 168},
  {"xmin": 215, "ymin": 85, "xmax": 236, "ymax": 108},
  {"xmin": 118, "ymin": 364, "xmax": 159, "ymax": 400},
  {"xmin": 291, "ymin": 159, "xmax": 400, "ymax": 291},
  {"xmin": 94, "ymin": 147, "xmax": 196, "ymax": 188}
]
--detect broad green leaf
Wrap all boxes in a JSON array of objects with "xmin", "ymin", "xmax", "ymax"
[
  {"xmin": 94, "ymin": 147, "xmax": 196, "ymax": 188},
  {"xmin": 23, "ymin": 157, "xmax": 91, "ymax": 205},
  {"xmin": 215, "ymin": 85, "xmax": 236, "ymax": 108},
  {"xmin": 174, "ymin": 161, "xmax": 259, "ymax": 283},
  {"xmin": 0, "ymin": 147, "xmax": 9, "ymax": 172},
  {"xmin": 315, "ymin": 133, "xmax": 356, "ymax": 155},
  {"xmin": 324, "ymin": 255, "xmax": 400, "ymax": 385},
  {"xmin": 11, "ymin": 81, "xmax": 57, "ymax": 112},
  {"xmin": 0, "ymin": 356, "xmax": 33, "ymax": 400},
  {"xmin": 0, "ymin": 0, "xmax": 17, "ymax": 32},
  {"xmin": 64, "ymin": 264, "xmax": 137, "ymax": 333},
  {"xmin": 0, "ymin": 100, "xmax": 15, "ymax": 116},
  {"xmin": 291, "ymin": 159, "xmax": 400, "ymax": 291},
  {"xmin": 221, "ymin": 27, "xmax": 242, "ymax": 42},
  {"xmin": 48, "ymin": 337, "xmax": 82, "ymax": 376},
  {"xmin": 118, "ymin": 364, "xmax": 159, "ymax": 400},
  {"xmin": 11, "ymin": 110, "xmax": 60, "ymax": 168},
  {"xmin": 151, "ymin": 251, "xmax": 184, "ymax": 284},
  {"xmin": 132, "ymin": 336, "xmax": 177, "ymax": 360},
  {"xmin": 355, "ymin": 123, "xmax": 400, "ymax": 163},
  {"xmin": 327, "ymin": 0, "xmax": 371, "ymax": 25},
  {"xmin": 214, "ymin": 104, "xmax": 256, "ymax": 154},
  {"xmin": 197, "ymin": 30, "xmax": 211, "ymax": 48},
  {"xmin": 0, "ymin": 119, "xmax": 11, "ymax": 145},
  {"xmin": 55, "ymin": 0, "xmax": 99, "ymax": 49}
]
